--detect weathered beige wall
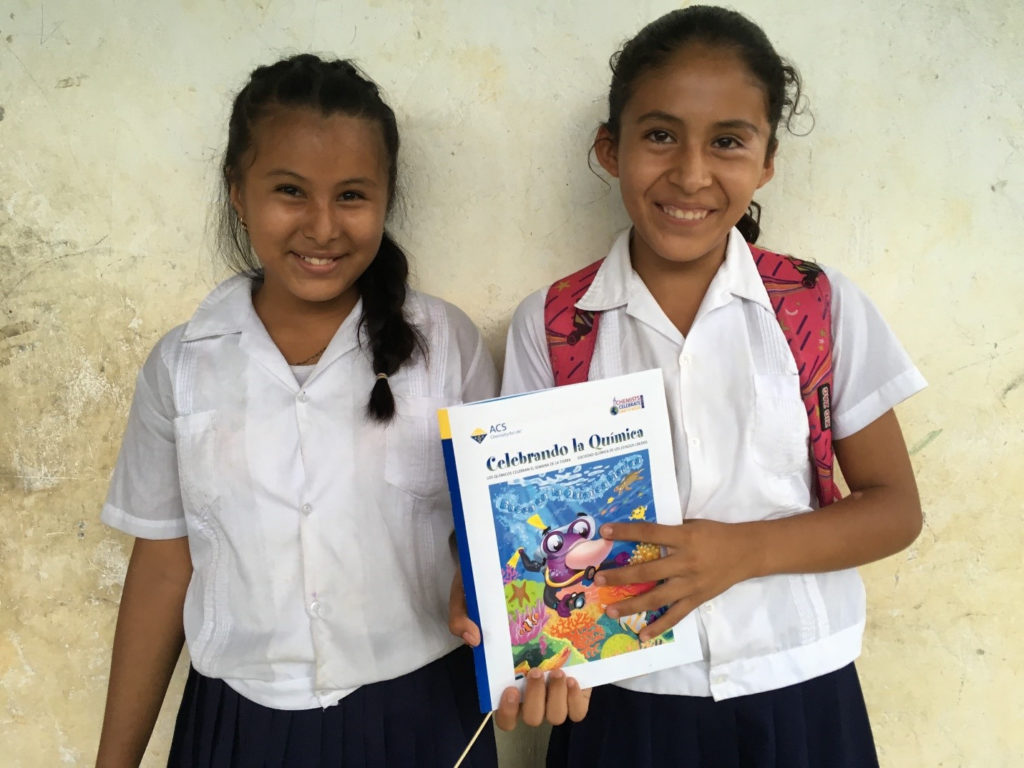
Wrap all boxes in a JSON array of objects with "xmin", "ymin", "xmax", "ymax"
[{"xmin": 2, "ymin": 0, "xmax": 1021, "ymax": 764}]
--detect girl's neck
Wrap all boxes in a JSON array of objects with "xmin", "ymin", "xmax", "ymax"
[
  {"xmin": 629, "ymin": 235, "xmax": 727, "ymax": 337},
  {"xmin": 251, "ymin": 282, "xmax": 357, "ymax": 365}
]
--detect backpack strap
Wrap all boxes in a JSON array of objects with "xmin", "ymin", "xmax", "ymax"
[
  {"xmin": 543, "ymin": 247, "xmax": 842, "ymax": 508},
  {"xmin": 545, "ymin": 259, "xmax": 604, "ymax": 386},
  {"xmin": 749, "ymin": 245, "xmax": 842, "ymax": 508}
]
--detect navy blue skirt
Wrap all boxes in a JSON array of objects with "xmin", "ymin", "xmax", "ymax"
[
  {"xmin": 168, "ymin": 646, "xmax": 496, "ymax": 768},
  {"xmin": 547, "ymin": 663, "xmax": 878, "ymax": 768}
]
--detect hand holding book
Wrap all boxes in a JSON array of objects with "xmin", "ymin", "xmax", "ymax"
[
  {"xmin": 440, "ymin": 371, "xmax": 703, "ymax": 713},
  {"xmin": 594, "ymin": 519, "xmax": 760, "ymax": 641},
  {"xmin": 449, "ymin": 566, "xmax": 592, "ymax": 730}
]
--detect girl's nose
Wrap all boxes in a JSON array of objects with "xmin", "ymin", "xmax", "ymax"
[
  {"xmin": 303, "ymin": 200, "xmax": 339, "ymax": 244},
  {"xmin": 669, "ymin": 146, "xmax": 712, "ymax": 193}
]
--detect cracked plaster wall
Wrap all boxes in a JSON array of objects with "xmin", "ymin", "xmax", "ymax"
[{"xmin": 1, "ymin": 0, "xmax": 1022, "ymax": 765}]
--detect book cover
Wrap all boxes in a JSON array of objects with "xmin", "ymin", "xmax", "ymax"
[{"xmin": 439, "ymin": 369, "xmax": 702, "ymax": 712}]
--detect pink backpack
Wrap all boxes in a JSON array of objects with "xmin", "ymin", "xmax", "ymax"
[{"xmin": 544, "ymin": 245, "xmax": 842, "ymax": 508}]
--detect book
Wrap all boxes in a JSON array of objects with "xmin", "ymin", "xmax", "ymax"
[{"xmin": 439, "ymin": 369, "xmax": 702, "ymax": 712}]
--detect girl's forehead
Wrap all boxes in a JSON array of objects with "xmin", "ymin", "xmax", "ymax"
[
  {"xmin": 252, "ymin": 108, "xmax": 379, "ymax": 152},
  {"xmin": 625, "ymin": 43, "xmax": 770, "ymax": 121},
  {"xmin": 244, "ymin": 108, "xmax": 389, "ymax": 176}
]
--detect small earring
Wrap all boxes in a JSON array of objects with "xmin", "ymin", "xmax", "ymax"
[{"xmin": 240, "ymin": 219, "xmax": 248, "ymax": 232}]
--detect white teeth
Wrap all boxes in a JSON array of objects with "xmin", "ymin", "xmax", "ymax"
[
  {"xmin": 299, "ymin": 254, "xmax": 334, "ymax": 265},
  {"xmin": 662, "ymin": 206, "xmax": 709, "ymax": 221}
]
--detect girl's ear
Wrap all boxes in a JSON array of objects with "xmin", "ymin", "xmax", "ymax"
[
  {"xmin": 229, "ymin": 180, "xmax": 245, "ymax": 221},
  {"xmin": 758, "ymin": 145, "xmax": 776, "ymax": 189},
  {"xmin": 593, "ymin": 125, "xmax": 620, "ymax": 178}
]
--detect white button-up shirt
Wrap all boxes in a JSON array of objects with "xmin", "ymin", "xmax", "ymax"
[
  {"xmin": 501, "ymin": 229, "xmax": 926, "ymax": 700},
  {"xmin": 102, "ymin": 275, "xmax": 497, "ymax": 709}
]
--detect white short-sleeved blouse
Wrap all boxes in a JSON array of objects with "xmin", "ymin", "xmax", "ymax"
[
  {"xmin": 501, "ymin": 228, "xmax": 926, "ymax": 700},
  {"xmin": 102, "ymin": 275, "xmax": 498, "ymax": 709}
]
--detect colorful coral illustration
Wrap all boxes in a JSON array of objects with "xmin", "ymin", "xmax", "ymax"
[{"xmin": 489, "ymin": 449, "xmax": 674, "ymax": 676}]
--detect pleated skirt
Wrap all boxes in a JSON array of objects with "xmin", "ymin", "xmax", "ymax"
[
  {"xmin": 547, "ymin": 663, "xmax": 879, "ymax": 768},
  {"xmin": 167, "ymin": 646, "xmax": 496, "ymax": 768}
]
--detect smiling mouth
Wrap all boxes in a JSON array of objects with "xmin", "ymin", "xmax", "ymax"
[
  {"xmin": 295, "ymin": 252, "xmax": 338, "ymax": 266},
  {"xmin": 659, "ymin": 204, "xmax": 710, "ymax": 221}
]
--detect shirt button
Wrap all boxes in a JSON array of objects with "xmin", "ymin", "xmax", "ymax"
[
  {"xmin": 297, "ymin": 391, "xmax": 309, "ymax": 403},
  {"xmin": 703, "ymin": 601, "xmax": 714, "ymax": 614},
  {"xmin": 309, "ymin": 600, "xmax": 321, "ymax": 616},
  {"xmin": 712, "ymin": 674, "xmax": 726, "ymax": 686},
  {"xmin": 689, "ymin": 436, "xmax": 700, "ymax": 447},
  {"xmin": 301, "ymin": 503, "xmax": 313, "ymax": 515}
]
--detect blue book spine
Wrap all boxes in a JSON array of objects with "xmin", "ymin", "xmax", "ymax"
[{"xmin": 439, "ymin": 412, "xmax": 492, "ymax": 713}]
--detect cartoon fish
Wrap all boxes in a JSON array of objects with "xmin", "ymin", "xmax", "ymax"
[
  {"xmin": 618, "ymin": 612, "xmax": 649, "ymax": 636},
  {"xmin": 615, "ymin": 471, "xmax": 642, "ymax": 493}
]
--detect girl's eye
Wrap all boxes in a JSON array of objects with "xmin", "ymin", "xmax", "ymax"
[
  {"xmin": 713, "ymin": 136, "xmax": 743, "ymax": 150},
  {"xmin": 339, "ymin": 190, "xmax": 365, "ymax": 202},
  {"xmin": 645, "ymin": 129, "xmax": 673, "ymax": 144},
  {"xmin": 275, "ymin": 185, "xmax": 302, "ymax": 197}
]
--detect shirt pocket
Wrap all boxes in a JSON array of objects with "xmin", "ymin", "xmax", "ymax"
[
  {"xmin": 173, "ymin": 410, "xmax": 221, "ymax": 520},
  {"xmin": 384, "ymin": 395, "xmax": 451, "ymax": 502},
  {"xmin": 750, "ymin": 373, "xmax": 810, "ymax": 475}
]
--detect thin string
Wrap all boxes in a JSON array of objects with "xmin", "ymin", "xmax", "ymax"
[{"xmin": 451, "ymin": 711, "xmax": 493, "ymax": 768}]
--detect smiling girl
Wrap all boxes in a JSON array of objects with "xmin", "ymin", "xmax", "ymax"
[
  {"xmin": 96, "ymin": 55, "xmax": 498, "ymax": 768},
  {"xmin": 496, "ymin": 6, "xmax": 926, "ymax": 766}
]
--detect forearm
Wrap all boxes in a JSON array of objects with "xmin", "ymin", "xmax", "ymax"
[
  {"xmin": 743, "ymin": 408, "xmax": 922, "ymax": 579},
  {"xmin": 96, "ymin": 537, "xmax": 191, "ymax": 768},
  {"xmin": 741, "ymin": 484, "xmax": 921, "ymax": 579}
]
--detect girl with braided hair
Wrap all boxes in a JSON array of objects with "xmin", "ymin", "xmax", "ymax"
[{"xmin": 96, "ymin": 54, "xmax": 498, "ymax": 767}]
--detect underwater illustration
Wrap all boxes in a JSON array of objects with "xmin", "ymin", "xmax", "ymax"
[{"xmin": 489, "ymin": 449, "xmax": 673, "ymax": 677}]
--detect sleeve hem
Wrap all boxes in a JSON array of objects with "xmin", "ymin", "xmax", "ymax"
[
  {"xmin": 832, "ymin": 368, "xmax": 928, "ymax": 440},
  {"xmin": 101, "ymin": 504, "xmax": 188, "ymax": 540}
]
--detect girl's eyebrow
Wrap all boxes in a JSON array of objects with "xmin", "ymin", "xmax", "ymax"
[
  {"xmin": 635, "ymin": 111, "xmax": 762, "ymax": 135},
  {"xmin": 265, "ymin": 169, "xmax": 379, "ymax": 185}
]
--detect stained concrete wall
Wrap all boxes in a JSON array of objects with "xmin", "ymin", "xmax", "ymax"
[{"xmin": 1, "ymin": 0, "xmax": 1022, "ymax": 765}]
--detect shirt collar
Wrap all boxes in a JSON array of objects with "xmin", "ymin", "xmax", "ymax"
[
  {"xmin": 575, "ymin": 227, "xmax": 772, "ymax": 314},
  {"xmin": 179, "ymin": 273, "xmax": 363, "ymax": 362},
  {"xmin": 180, "ymin": 274, "xmax": 254, "ymax": 341}
]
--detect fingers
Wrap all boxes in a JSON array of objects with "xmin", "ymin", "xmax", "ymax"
[
  {"xmin": 494, "ymin": 686, "xmax": 521, "ymax": 731},
  {"xmin": 604, "ymin": 579, "xmax": 681, "ymax": 619},
  {"xmin": 520, "ymin": 668, "xmax": 547, "ymax": 726},
  {"xmin": 495, "ymin": 670, "xmax": 590, "ymax": 730},
  {"xmin": 449, "ymin": 614, "xmax": 481, "ymax": 647},
  {"xmin": 593, "ymin": 557, "xmax": 676, "ymax": 587},
  {"xmin": 544, "ymin": 669, "xmax": 568, "ymax": 725},
  {"xmin": 447, "ymin": 571, "xmax": 481, "ymax": 646},
  {"xmin": 638, "ymin": 600, "xmax": 698, "ymax": 642},
  {"xmin": 600, "ymin": 521, "xmax": 678, "ymax": 545},
  {"xmin": 566, "ymin": 678, "xmax": 592, "ymax": 722}
]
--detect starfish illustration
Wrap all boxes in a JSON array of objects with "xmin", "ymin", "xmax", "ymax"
[{"xmin": 509, "ymin": 581, "xmax": 531, "ymax": 606}]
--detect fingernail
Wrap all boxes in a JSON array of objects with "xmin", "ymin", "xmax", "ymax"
[
  {"xmin": 606, "ymin": 607, "xmax": 619, "ymax": 619},
  {"xmin": 550, "ymin": 669, "xmax": 565, "ymax": 679},
  {"xmin": 594, "ymin": 575, "xmax": 606, "ymax": 585},
  {"xmin": 504, "ymin": 689, "xmax": 517, "ymax": 703},
  {"xmin": 461, "ymin": 631, "xmax": 474, "ymax": 644},
  {"xmin": 567, "ymin": 678, "xmax": 578, "ymax": 690},
  {"xmin": 601, "ymin": 525, "xmax": 613, "ymax": 537},
  {"xmin": 528, "ymin": 667, "xmax": 543, "ymax": 679}
]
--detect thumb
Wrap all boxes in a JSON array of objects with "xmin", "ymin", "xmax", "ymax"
[{"xmin": 448, "ymin": 567, "xmax": 481, "ymax": 646}]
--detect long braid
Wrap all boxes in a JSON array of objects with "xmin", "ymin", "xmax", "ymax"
[
  {"xmin": 358, "ymin": 233, "xmax": 424, "ymax": 420},
  {"xmin": 217, "ymin": 54, "xmax": 420, "ymax": 422}
]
